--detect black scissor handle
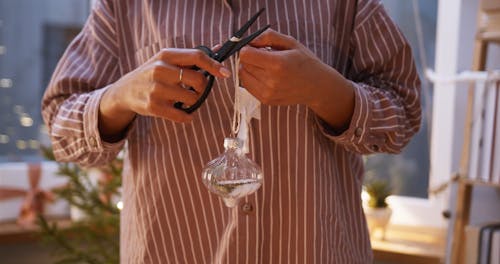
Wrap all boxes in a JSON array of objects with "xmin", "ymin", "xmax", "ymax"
[
  {"xmin": 173, "ymin": 74, "xmax": 215, "ymax": 114},
  {"xmin": 173, "ymin": 46, "xmax": 216, "ymax": 114},
  {"xmin": 173, "ymin": 8, "xmax": 269, "ymax": 114}
]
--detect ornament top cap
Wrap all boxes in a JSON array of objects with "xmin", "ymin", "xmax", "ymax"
[{"xmin": 223, "ymin": 137, "xmax": 243, "ymax": 150}]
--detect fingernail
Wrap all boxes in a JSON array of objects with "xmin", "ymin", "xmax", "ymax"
[{"xmin": 220, "ymin": 67, "xmax": 231, "ymax": 78}]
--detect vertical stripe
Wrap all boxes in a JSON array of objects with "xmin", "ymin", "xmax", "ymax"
[
  {"xmin": 151, "ymin": 119, "xmax": 179, "ymax": 263},
  {"xmin": 138, "ymin": 122, "xmax": 159, "ymax": 262}
]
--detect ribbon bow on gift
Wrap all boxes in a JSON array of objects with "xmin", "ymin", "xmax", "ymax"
[{"xmin": 0, "ymin": 164, "xmax": 57, "ymax": 227}]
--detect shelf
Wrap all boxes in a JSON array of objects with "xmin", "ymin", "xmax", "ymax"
[
  {"xmin": 461, "ymin": 178, "xmax": 500, "ymax": 188},
  {"xmin": 0, "ymin": 218, "xmax": 72, "ymax": 244},
  {"xmin": 372, "ymin": 225, "xmax": 446, "ymax": 264}
]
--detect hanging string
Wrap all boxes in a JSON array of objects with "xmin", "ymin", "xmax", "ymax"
[
  {"xmin": 412, "ymin": 0, "xmax": 432, "ymax": 140},
  {"xmin": 231, "ymin": 54, "xmax": 241, "ymax": 137}
]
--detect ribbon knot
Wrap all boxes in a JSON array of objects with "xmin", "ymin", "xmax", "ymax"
[{"xmin": 0, "ymin": 163, "xmax": 57, "ymax": 227}]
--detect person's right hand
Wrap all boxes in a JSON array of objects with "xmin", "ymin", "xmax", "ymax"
[{"xmin": 99, "ymin": 48, "xmax": 231, "ymax": 141}]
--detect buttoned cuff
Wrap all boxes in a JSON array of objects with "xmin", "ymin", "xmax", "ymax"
[
  {"xmin": 83, "ymin": 86, "xmax": 132, "ymax": 153},
  {"xmin": 315, "ymin": 82, "xmax": 385, "ymax": 153}
]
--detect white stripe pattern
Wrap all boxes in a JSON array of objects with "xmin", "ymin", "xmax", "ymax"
[{"xmin": 42, "ymin": 0, "xmax": 421, "ymax": 263}]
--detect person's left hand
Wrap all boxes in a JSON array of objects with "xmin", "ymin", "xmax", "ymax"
[
  {"xmin": 239, "ymin": 29, "xmax": 355, "ymax": 131},
  {"xmin": 238, "ymin": 29, "xmax": 330, "ymax": 107}
]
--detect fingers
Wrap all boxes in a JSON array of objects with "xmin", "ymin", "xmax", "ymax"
[
  {"xmin": 249, "ymin": 29, "xmax": 298, "ymax": 50},
  {"xmin": 240, "ymin": 63, "xmax": 268, "ymax": 79},
  {"xmin": 152, "ymin": 63, "xmax": 208, "ymax": 93},
  {"xmin": 179, "ymin": 68, "xmax": 209, "ymax": 93},
  {"xmin": 164, "ymin": 106, "xmax": 194, "ymax": 123},
  {"xmin": 239, "ymin": 65, "xmax": 270, "ymax": 104},
  {"xmin": 145, "ymin": 82, "xmax": 198, "ymax": 122},
  {"xmin": 150, "ymin": 82, "xmax": 199, "ymax": 106},
  {"xmin": 148, "ymin": 97, "xmax": 194, "ymax": 123},
  {"xmin": 157, "ymin": 48, "xmax": 231, "ymax": 78},
  {"xmin": 239, "ymin": 46, "xmax": 279, "ymax": 68}
]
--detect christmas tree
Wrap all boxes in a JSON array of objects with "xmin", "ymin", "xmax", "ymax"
[{"xmin": 38, "ymin": 147, "xmax": 122, "ymax": 264}]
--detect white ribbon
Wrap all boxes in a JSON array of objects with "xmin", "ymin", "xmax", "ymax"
[{"xmin": 230, "ymin": 54, "xmax": 261, "ymax": 154}]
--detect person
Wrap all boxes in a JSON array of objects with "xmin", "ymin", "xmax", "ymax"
[{"xmin": 42, "ymin": 0, "xmax": 421, "ymax": 263}]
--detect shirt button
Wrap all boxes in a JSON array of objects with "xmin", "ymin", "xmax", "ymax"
[
  {"xmin": 354, "ymin": 127, "xmax": 363, "ymax": 137},
  {"xmin": 241, "ymin": 202, "xmax": 253, "ymax": 214},
  {"xmin": 371, "ymin": 144, "xmax": 380, "ymax": 152},
  {"xmin": 89, "ymin": 136, "xmax": 97, "ymax": 148}
]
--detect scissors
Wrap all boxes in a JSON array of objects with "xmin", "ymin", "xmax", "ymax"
[{"xmin": 174, "ymin": 8, "xmax": 270, "ymax": 114}]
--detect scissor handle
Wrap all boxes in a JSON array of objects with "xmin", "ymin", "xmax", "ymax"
[
  {"xmin": 173, "ymin": 74, "xmax": 215, "ymax": 114},
  {"xmin": 173, "ymin": 8, "xmax": 269, "ymax": 114},
  {"xmin": 173, "ymin": 46, "xmax": 216, "ymax": 114}
]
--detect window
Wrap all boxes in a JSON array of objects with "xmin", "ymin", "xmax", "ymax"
[
  {"xmin": 364, "ymin": 0, "xmax": 437, "ymax": 199},
  {"xmin": 362, "ymin": 0, "xmax": 454, "ymax": 229},
  {"xmin": 0, "ymin": 0, "xmax": 89, "ymax": 162}
]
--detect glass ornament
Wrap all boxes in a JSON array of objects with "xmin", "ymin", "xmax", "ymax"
[{"xmin": 202, "ymin": 138, "xmax": 263, "ymax": 207}]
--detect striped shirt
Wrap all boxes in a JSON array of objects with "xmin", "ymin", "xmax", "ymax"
[{"xmin": 42, "ymin": 0, "xmax": 421, "ymax": 263}]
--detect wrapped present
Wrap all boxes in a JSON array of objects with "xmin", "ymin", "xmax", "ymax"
[{"xmin": 0, "ymin": 162, "xmax": 69, "ymax": 226}]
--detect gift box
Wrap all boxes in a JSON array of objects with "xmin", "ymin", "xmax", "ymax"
[{"xmin": 0, "ymin": 162, "xmax": 69, "ymax": 225}]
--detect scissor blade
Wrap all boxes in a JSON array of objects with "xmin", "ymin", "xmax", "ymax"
[
  {"xmin": 214, "ymin": 8, "xmax": 266, "ymax": 62},
  {"xmin": 213, "ymin": 40, "xmax": 238, "ymax": 62},
  {"xmin": 219, "ymin": 24, "xmax": 271, "ymax": 61},
  {"xmin": 234, "ymin": 8, "xmax": 266, "ymax": 38}
]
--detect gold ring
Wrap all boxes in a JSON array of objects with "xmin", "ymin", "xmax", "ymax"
[{"xmin": 179, "ymin": 68, "xmax": 183, "ymax": 83}]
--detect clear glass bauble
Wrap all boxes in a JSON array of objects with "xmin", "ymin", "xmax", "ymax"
[{"xmin": 202, "ymin": 138, "xmax": 263, "ymax": 207}]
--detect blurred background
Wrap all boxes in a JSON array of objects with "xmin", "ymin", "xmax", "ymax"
[{"xmin": 0, "ymin": 0, "xmax": 89, "ymax": 163}]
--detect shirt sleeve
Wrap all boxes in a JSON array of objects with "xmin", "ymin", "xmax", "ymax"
[
  {"xmin": 41, "ymin": 0, "xmax": 128, "ymax": 167},
  {"xmin": 317, "ymin": 0, "xmax": 421, "ymax": 155}
]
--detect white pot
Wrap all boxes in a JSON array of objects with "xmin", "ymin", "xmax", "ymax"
[{"xmin": 364, "ymin": 207, "xmax": 392, "ymax": 240}]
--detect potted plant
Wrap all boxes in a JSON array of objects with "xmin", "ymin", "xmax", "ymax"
[{"xmin": 363, "ymin": 178, "xmax": 392, "ymax": 240}]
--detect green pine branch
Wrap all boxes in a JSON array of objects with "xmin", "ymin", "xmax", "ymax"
[{"xmin": 38, "ymin": 147, "xmax": 122, "ymax": 264}]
